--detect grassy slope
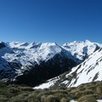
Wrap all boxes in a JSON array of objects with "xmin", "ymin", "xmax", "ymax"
[{"xmin": 0, "ymin": 81, "xmax": 102, "ymax": 102}]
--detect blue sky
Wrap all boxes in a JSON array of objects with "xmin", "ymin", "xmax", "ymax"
[{"xmin": 0, "ymin": 0, "xmax": 102, "ymax": 44}]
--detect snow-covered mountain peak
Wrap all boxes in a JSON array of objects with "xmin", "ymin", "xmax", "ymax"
[
  {"xmin": 64, "ymin": 40, "xmax": 95, "ymax": 45},
  {"xmin": 63, "ymin": 40, "xmax": 100, "ymax": 61},
  {"xmin": 39, "ymin": 42, "xmax": 61, "ymax": 53},
  {"xmin": 36, "ymin": 42, "xmax": 62, "ymax": 61},
  {"xmin": 0, "ymin": 42, "xmax": 8, "ymax": 48},
  {"xmin": 84, "ymin": 39, "xmax": 93, "ymax": 44},
  {"xmin": 0, "ymin": 41, "xmax": 101, "ymax": 65},
  {"xmin": 9, "ymin": 42, "xmax": 30, "ymax": 49},
  {"xmin": 1, "ymin": 40, "xmax": 101, "ymax": 66},
  {"xmin": 3, "ymin": 42, "xmax": 63, "ymax": 66},
  {"xmin": 0, "ymin": 42, "xmax": 13, "ymax": 56}
]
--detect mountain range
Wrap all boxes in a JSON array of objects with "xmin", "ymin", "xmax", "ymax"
[{"xmin": 0, "ymin": 40, "xmax": 101, "ymax": 87}]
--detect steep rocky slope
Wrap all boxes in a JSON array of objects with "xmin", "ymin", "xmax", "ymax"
[{"xmin": 34, "ymin": 48, "xmax": 102, "ymax": 89}]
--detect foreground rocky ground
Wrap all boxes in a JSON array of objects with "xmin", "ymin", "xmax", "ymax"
[{"xmin": 0, "ymin": 81, "xmax": 102, "ymax": 102}]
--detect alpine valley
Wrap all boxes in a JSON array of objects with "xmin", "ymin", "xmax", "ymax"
[{"xmin": 0, "ymin": 40, "xmax": 102, "ymax": 89}]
